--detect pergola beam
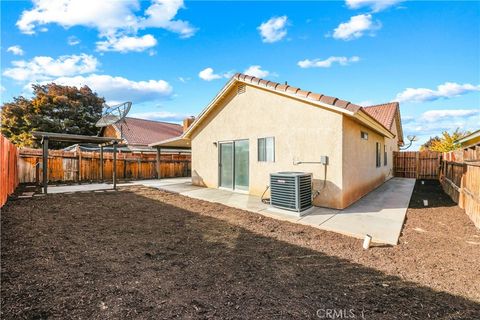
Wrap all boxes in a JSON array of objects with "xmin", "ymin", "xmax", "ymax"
[
  {"xmin": 32, "ymin": 131, "xmax": 121, "ymax": 144},
  {"xmin": 42, "ymin": 137, "xmax": 49, "ymax": 194}
]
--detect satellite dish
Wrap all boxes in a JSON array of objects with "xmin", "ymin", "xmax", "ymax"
[{"xmin": 95, "ymin": 101, "xmax": 132, "ymax": 127}]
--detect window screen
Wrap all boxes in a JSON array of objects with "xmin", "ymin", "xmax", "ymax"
[
  {"xmin": 258, "ymin": 137, "xmax": 275, "ymax": 162},
  {"xmin": 376, "ymin": 142, "xmax": 381, "ymax": 167},
  {"xmin": 384, "ymin": 145, "xmax": 387, "ymax": 166}
]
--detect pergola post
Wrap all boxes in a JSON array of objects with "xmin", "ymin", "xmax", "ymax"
[
  {"xmin": 156, "ymin": 147, "xmax": 161, "ymax": 179},
  {"xmin": 100, "ymin": 146, "xmax": 104, "ymax": 182},
  {"xmin": 42, "ymin": 136, "xmax": 49, "ymax": 194},
  {"xmin": 113, "ymin": 142, "xmax": 117, "ymax": 190}
]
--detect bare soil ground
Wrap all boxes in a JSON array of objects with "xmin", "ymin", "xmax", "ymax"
[{"xmin": 1, "ymin": 180, "xmax": 479, "ymax": 319}]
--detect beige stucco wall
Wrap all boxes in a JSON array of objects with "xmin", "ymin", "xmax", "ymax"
[
  {"xmin": 341, "ymin": 116, "xmax": 399, "ymax": 208},
  {"xmin": 190, "ymin": 84, "xmax": 345, "ymax": 208}
]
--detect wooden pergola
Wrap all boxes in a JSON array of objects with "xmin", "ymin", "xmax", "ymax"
[
  {"xmin": 32, "ymin": 131, "xmax": 122, "ymax": 194},
  {"xmin": 149, "ymin": 136, "xmax": 191, "ymax": 178}
]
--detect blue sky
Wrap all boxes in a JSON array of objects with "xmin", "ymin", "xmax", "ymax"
[{"xmin": 1, "ymin": 0, "xmax": 479, "ymax": 149}]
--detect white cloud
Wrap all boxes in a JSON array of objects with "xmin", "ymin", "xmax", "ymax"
[
  {"xmin": 332, "ymin": 14, "xmax": 381, "ymax": 40},
  {"xmin": 346, "ymin": 0, "xmax": 405, "ymax": 12},
  {"xmin": 7, "ymin": 45, "xmax": 24, "ymax": 56},
  {"xmin": 140, "ymin": 0, "xmax": 197, "ymax": 38},
  {"xmin": 67, "ymin": 36, "xmax": 80, "ymax": 46},
  {"xmin": 16, "ymin": 0, "xmax": 196, "ymax": 53},
  {"xmin": 26, "ymin": 74, "xmax": 173, "ymax": 103},
  {"xmin": 0, "ymin": 85, "xmax": 5, "ymax": 93},
  {"xmin": 298, "ymin": 56, "xmax": 360, "ymax": 68},
  {"xmin": 178, "ymin": 76, "xmax": 190, "ymax": 83},
  {"xmin": 198, "ymin": 67, "xmax": 233, "ymax": 81},
  {"xmin": 258, "ymin": 16, "xmax": 288, "ymax": 43},
  {"xmin": 402, "ymin": 108, "xmax": 480, "ymax": 150},
  {"xmin": 420, "ymin": 109, "xmax": 480, "ymax": 122},
  {"xmin": 395, "ymin": 82, "xmax": 480, "ymax": 103},
  {"xmin": 16, "ymin": 0, "xmax": 139, "ymax": 35},
  {"xmin": 3, "ymin": 54, "xmax": 98, "ymax": 81},
  {"xmin": 96, "ymin": 34, "xmax": 157, "ymax": 52},
  {"xmin": 243, "ymin": 65, "xmax": 270, "ymax": 78},
  {"xmin": 129, "ymin": 111, "xmax": 184, "ymax": 121}
]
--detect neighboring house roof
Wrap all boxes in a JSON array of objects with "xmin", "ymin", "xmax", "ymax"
[
  {"xmin": 455, "ymin": 129, "xmax": 480, "ymax": 148},
  {"xmin": 105, "ymin": 117, "xmax": 183, "ymax": 146},
  {"xmin": 180, "ymin": 73, "xmax": 397, "ymax": 141},
  {"xmin": 364, "ymin": 102, "xmax": 404, "ymax": 144}
]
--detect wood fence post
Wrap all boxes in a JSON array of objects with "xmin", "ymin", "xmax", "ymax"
[
  {"xmin": 77, "ymin": 145, "xmax": 82, "ymax": 183},
  {"xmin": 113, "ymin": 143, "xmax": 117, "ymax": 190},
  {"xmin": 137, "ymin": 159, "xmax": 141, "ymax": 179},
  {"xmin": 42, "ymin": 137, "xmax": 49, "ymax": 194},
  {"xmin": 459, "ymin": 164, "xmax": 467, "ymax": 209},
  {"xmin": 35, "ymin": 158, "xmax": 39, "ymax": 185},
  {"xmin": 100, "ymin": 146, "xmax": 104, "ymax": 182},
  {"xmin": 123, "ymin": 153, "xmax": 127, "ymax": 179},
  {"xmin": 156, "ymin": 148, "xmax": 161, "ymax": 179},
  {"xmin": 415, "ymin": 152, "xmax": 420, "ymax": 179}
]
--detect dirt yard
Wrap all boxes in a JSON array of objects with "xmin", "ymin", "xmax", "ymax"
[{"xmin": 1, "ymin": 180, "xmax": 479, "ymax": 319}]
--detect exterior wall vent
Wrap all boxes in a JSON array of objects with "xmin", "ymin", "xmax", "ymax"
[
  {"xmin": 270, "ymin": 172, "xmax": 312, "ymax": 214},
  {"xmin": 237, "ymin": 84, "xmax": 246, "ymax": 95}
]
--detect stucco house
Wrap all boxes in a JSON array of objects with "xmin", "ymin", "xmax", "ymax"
[{"xmin": 152, "ymin": 73, "xmax": 404, "ymax": 209}]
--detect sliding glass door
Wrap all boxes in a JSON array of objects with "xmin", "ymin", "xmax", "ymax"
[
  {"xmin": 219, "ymin": 142, "xmax": 234, "ymax": 189},
  {"xmin": 219, "ymin": 140, "xmax": 249, "ymax": 191}
]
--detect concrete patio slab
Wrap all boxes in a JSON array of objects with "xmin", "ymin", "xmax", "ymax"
[
  {"xmin": 153, "ymin": 177, "xmax": 415, "ymax": 245},
  {"xmin": 45, "ymin": 176, "xmax": 415, "ymax": 245}
]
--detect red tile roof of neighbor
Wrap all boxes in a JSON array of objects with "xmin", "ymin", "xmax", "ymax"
[
  {"xmin": 363, "ymin": 102, "xmax": 399, "ymax": 131},
  {"xmin": 233, "ymin": 73, "xmax": 401, "ymax": 135},
  {"xmin": 113, "ymin": 117, "xmax": 183, "ymax": 146}
]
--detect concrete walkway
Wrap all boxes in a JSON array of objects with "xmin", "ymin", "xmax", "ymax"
[
  {"xmin": 47, "ymin": 178, "xmax": 191, "ymax": 194},
  {"xmin": 46, "ymin": 177, "xmax": 415, "ymax": 245}
]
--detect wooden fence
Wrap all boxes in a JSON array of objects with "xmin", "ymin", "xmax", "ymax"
[
  {"xmin": 393, "ymin": 151, "xmax": 441, "ymax": 179},
  {"xmin": 18, "ymin": 148, "xmax": 191, "ymax": 184},
  {"xmin": 440, "ymin": 147, "xmax": 480, "ymax": 228},
  {"xmin": 1, "ymin": 135, "xmax": 19, "ymax": 207},
  {"xmin": 394, "ymin": 149, "xmax": 480, "ymax": 228}
]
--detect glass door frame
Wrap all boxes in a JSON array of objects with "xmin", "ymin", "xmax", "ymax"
[{"xmin": 218, "ymin": 139, "xmax": 249, "ymax": 192}]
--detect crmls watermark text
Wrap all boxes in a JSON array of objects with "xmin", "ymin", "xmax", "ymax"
[{"xmin": 316, "ymin": 308, "xmax": 365, "ymax": 319}]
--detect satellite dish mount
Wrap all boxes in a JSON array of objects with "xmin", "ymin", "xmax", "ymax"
[{"xmin": 95, "ymin": 101, "xmax": 132, "ymax": 140}]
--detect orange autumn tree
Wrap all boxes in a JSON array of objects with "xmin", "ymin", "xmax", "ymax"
[
  {"xmin": 421, "ymin": 129, "xmax": 469, "ymax": 152},
  {"xmin": 1, "ymin": 83, "xmax": 104, "ymax": 148}
]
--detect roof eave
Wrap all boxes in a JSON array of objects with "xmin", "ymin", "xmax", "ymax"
[
  {"xmin": 149, "ymin": 135, "xmax": 191, "ymax": 148},
  {"xmin": 455, "ymin": 129, "xmax": 480, "ymax": 144},
  {"xmin": 354, "ymin": 110, "xmax": 396, "ymax": 139}
]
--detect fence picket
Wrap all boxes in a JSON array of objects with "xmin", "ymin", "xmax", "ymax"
[{"xmin": 1, "ymin": 135, "xmax": 19, "ymax": 207}]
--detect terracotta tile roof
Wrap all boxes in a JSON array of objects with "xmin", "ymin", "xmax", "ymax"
[
  {"xmin": 113, "ymin": 117, "xmax": 183, "ymax": 146},
  {"xmin": 233, "ymin": 73, "xmax": 362, "ymax": 113},
  {"xmin": 363, "ymin": 102, "xmax": 399, "ymax": 130}
]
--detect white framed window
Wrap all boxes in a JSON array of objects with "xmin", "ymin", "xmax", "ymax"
[
  {"xmin": 258, "ymin": 137, "xmax": 275, "ymax": 162},
  {"xmin": 361, "ymin": 131, "xmax": 368, "ymax": 140}
]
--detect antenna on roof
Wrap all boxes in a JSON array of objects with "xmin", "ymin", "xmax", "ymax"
[{"xmin": 95, "ymin": 101, "xmax": 132, "ymax": 140}]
